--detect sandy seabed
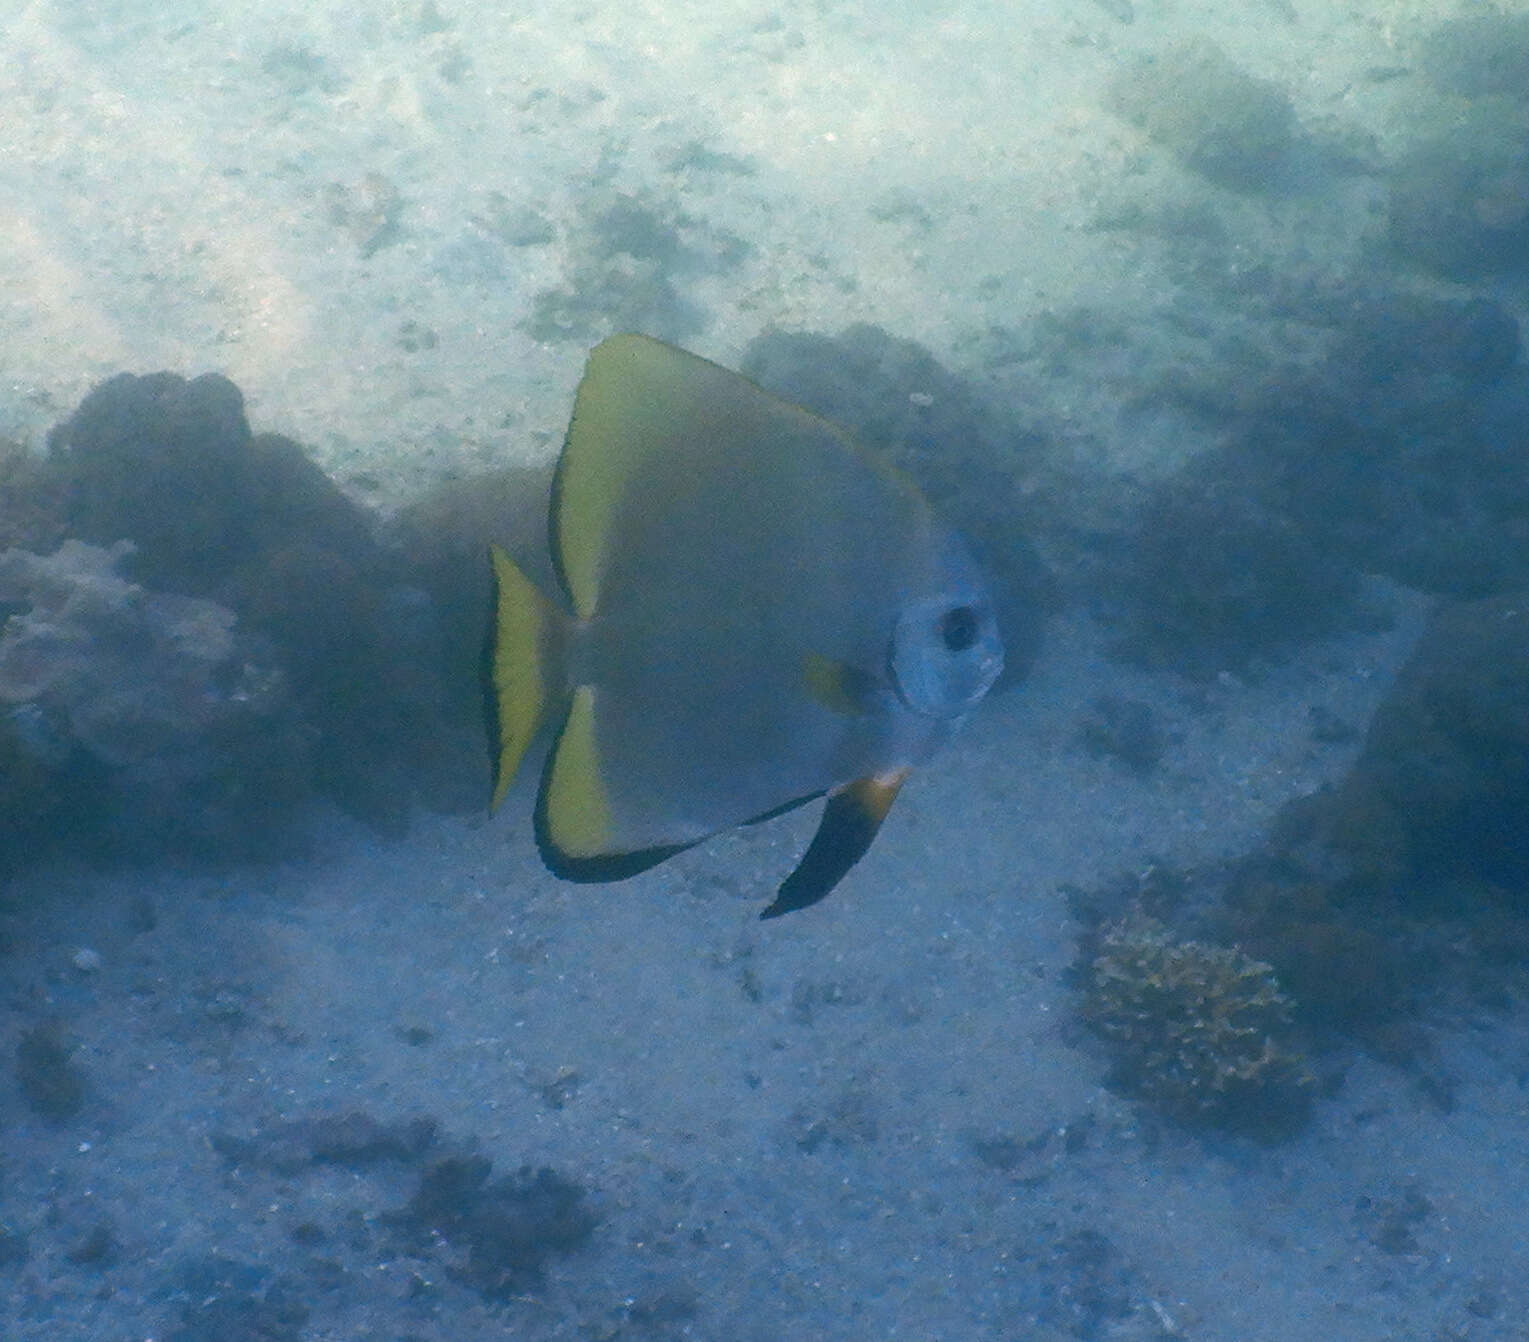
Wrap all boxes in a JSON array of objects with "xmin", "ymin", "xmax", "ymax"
[{"xmin": 5, "ymin": 0, "xmax": 1529, "ymax": 1338}]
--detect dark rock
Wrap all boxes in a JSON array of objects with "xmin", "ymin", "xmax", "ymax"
[
  {"xmin": 1224, "ymin": 874, "xmax": 1411, "ymax": 1032},
  {"xmin": 161, "ymin": 1255, "xmax": 310, "ymax": 1342},
  {"xmin": 1021, "ymin": 1227, "xmax": 1136, "ymax": 1338},
  {"xmin": 1387, "ymin": 117, "xmax": 1529, "ymax": 280},
  {"xmin": 1107, "ymin": 39, "xmax": 1303, "ymax": 194},
  {"xmin": 1310, "ymin": 593, "xmax": 1529, "ymax": 891},
  {"xmin": 65, "ymin": 1221, "xmax": 117, "ymax": 1267},
  {"xmin": 1421, "ymin": 13, "xmax": 1529, "ymax": 100},
  {"xmin": 1205, "ymin": 291, "xmax": 1529, "ymax": 601},
  {"xmin": 1334, "ymin": 293, "xmax": 1520, "ymax": 388},
  {"xmin": 388, "ymin": 1156, "xmax": 595, "ymax": 1299},
  {"xmin": 49, "ymin": 372, "xmax": 263, "ymax": 591},
  {"xmin": 16, "ymin": 1021, "xmax": 84, "ymax": 1121},
  {"xmin": 1356, "ymin": 1185, "xmax": 1432, "ymax": 1256},
  {"xmin": 1196, "ymin": 592, "xmax": 1529, "ymax": 1044},
  {"xmin": 0, "ymin": 438, "xmax": 67, "ymax": 554},
  {"xmin": 525, "ymin": 189, "xmax": 745, "ymax": 345},
  {"xmin": 1113, "ymin": 474, "xmax": 1357, "ymax": 674}
]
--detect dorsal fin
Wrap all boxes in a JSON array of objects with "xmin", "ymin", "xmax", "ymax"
[{"xmin": 552, "ymin": 335, "xmax": 686, "ymax": 619}]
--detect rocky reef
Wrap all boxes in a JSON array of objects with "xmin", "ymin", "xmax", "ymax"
[
  {"xmin": 1074, "ymin": 587, "xmax": 1529, "ymax": 1125},
  {"xmin": 0, "ymin": 539, "xmax": 292, "ymax": 858},
  {"xmin": 1387, "ymin": 12, "xmax": 1529, "ymax": 280},
  {"xmin": 0, "ymin": 372, "xmax": 487, "ymax": 873},
  {"xmin": 1109, "ymin": 288, "xmax": 1525, "ymax": 674}
]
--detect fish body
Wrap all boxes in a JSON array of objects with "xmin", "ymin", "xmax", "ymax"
[{"xmin": 489, "ymin": 334, "xmax": 1002, "ymax": 916}]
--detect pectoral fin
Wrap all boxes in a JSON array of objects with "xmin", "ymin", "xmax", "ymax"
[
  {"xmin": 759, "ymin": 769, "xmax": 910, "ymax": 919},
  {"xmin": 800, "ymin": 653, "xmax": 879, "ymax": 717}
]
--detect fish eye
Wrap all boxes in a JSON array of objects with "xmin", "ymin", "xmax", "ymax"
[
  {"xmin": 890, "ymin": 594, "xmax": 1003, "ymax": 718},
  {"xmin": 939, "ymin": 605, "xmax": 979, "ymax": 654}
]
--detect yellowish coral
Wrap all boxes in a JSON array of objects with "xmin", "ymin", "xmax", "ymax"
[{"xmin": 1083, "ymin": 915, "xmax": 1314, "ymax": 1137}]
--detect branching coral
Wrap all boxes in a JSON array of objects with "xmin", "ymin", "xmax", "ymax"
[{"xmin": 1082, "ymin": 915, "xmax": 1314, "ymax": 1138}]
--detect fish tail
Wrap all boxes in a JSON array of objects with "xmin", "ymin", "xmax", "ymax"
[{"xmin": 486, "ymin": 542, "xmax": 564, "ymax": 810}]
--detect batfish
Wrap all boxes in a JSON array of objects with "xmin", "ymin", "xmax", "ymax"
[{"xmin": 488, "ymin": 334, "xmax": 1003, "ymax": 917}]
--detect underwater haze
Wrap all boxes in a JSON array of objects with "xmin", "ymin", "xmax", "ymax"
[{"xmin": 4, "ymin": 0, "xmax": 1529, "ymax": 1338}]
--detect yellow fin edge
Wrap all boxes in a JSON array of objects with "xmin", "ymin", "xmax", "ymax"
[
  {"xmin": 541, "ymin": 685, "xmax": 613, "ymax": 859},
  {"xmin": 489, "ymin": 543, "xmax": 551, "ymax": 811},
  {"xmin": 554, "ymin": 336, "xmax": 654, "ymax": 621}
]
